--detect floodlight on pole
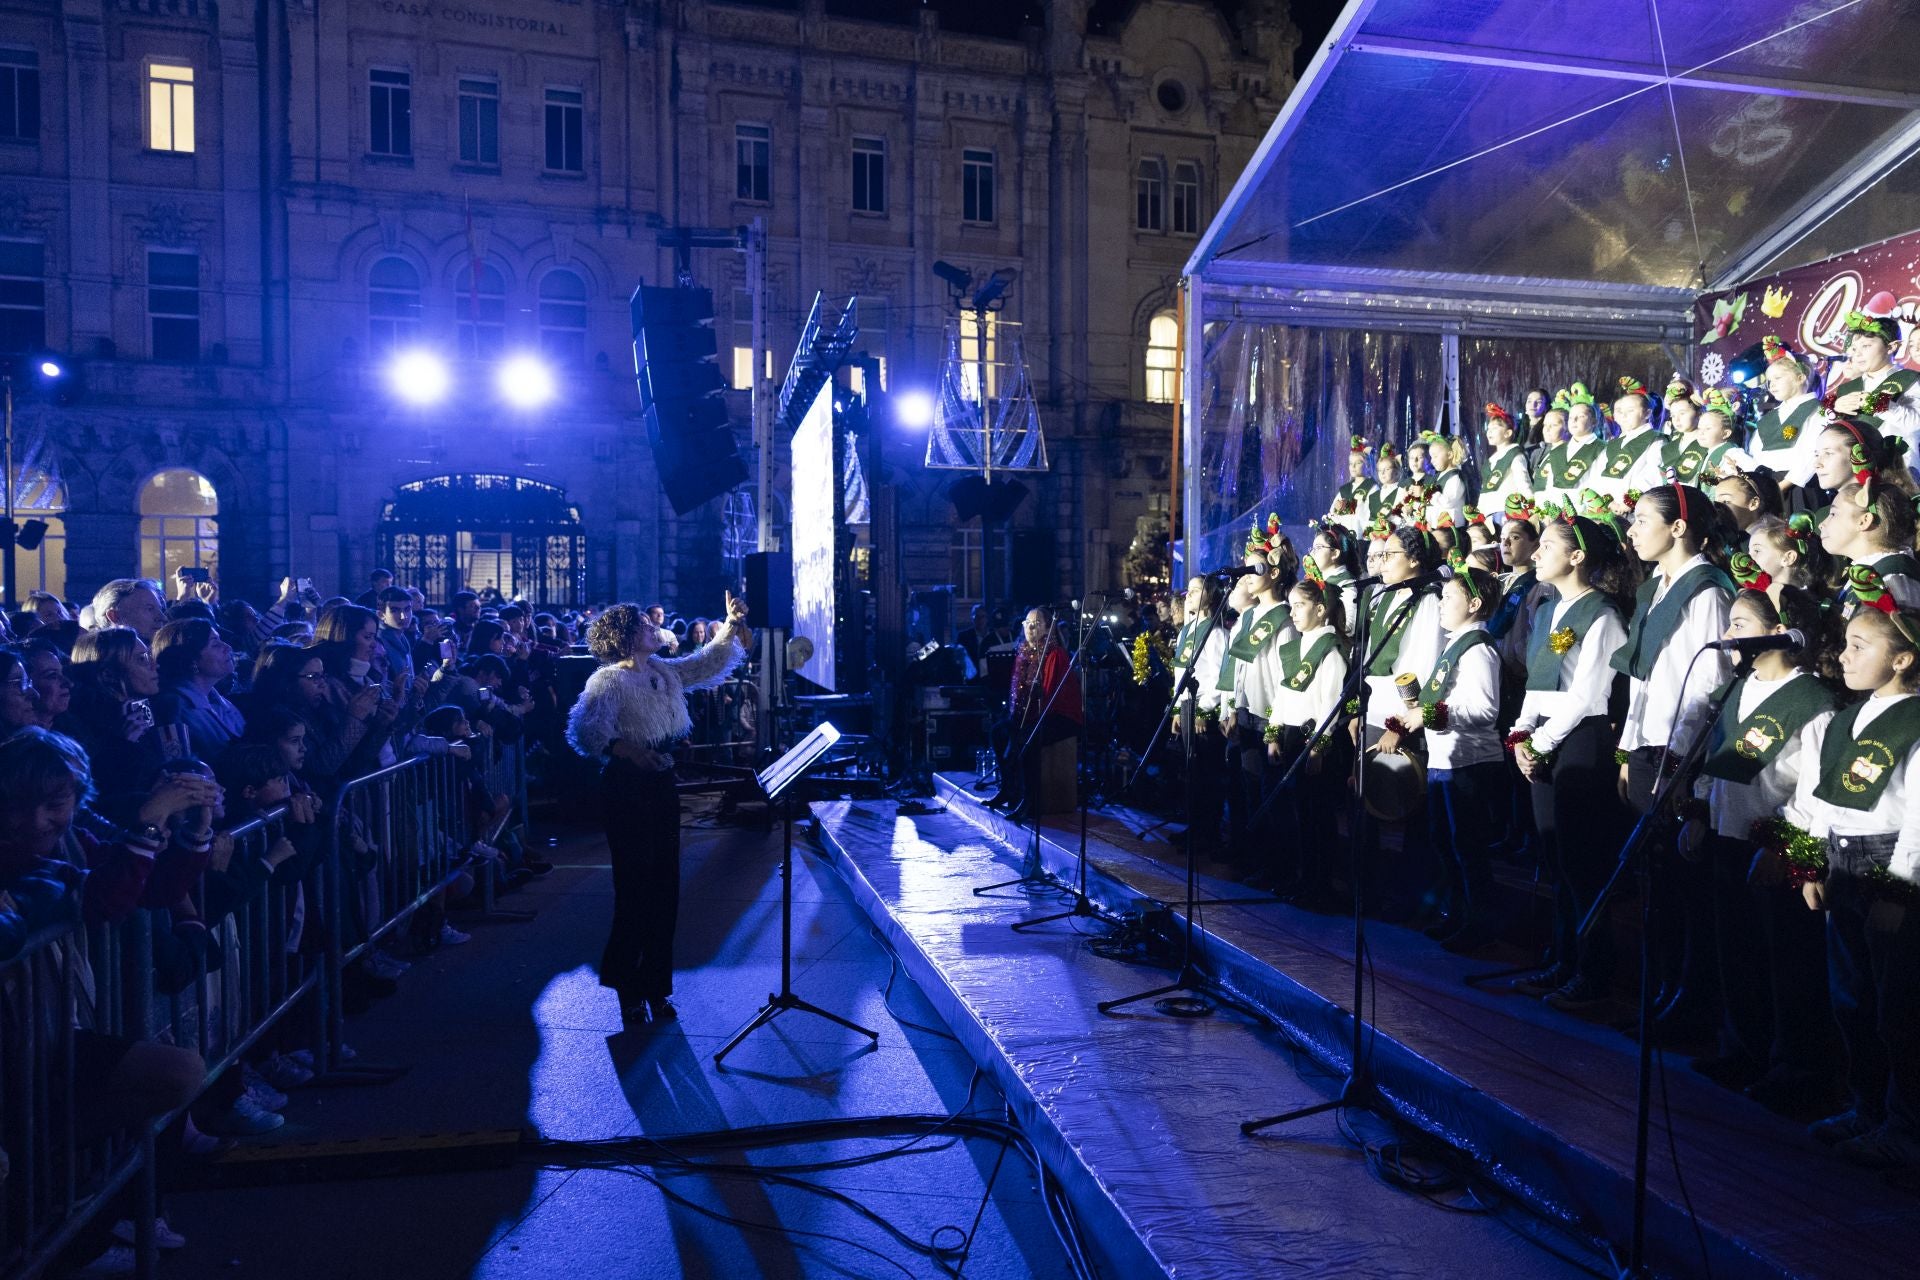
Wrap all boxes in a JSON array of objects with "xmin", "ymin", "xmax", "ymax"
[
  {"xmin": 895, "ymin": 390, "xmax": 935, "ymax": 428},
  {"xmin": 387, "ymin": 349, "xmax": 451, "ymax": 406},
  {"xmin": 497, "ymin": 353, "xmax": 556, "ymax": 409},
  {"xmin": 37, "ymin": 360, "xmax": 62, "ymax": 380}
]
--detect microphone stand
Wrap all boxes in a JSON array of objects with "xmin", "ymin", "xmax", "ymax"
[
  {"xmin": 1573, "ymin": 652, "xmax": 1739, "ymax": 1278},
  {"xmin": 1013, "ymin": 604, "xmax": 1120, "ymax": 932},
  {"xmin": 1240, "ymin": 581, "xmax": 1423, "ymax": 1131},
  {"xmin": 974, "ymin": 604, "xmax": 1102, "ymax": 900},
  {"xmin": 1100, "ymin": 586, "xmax": 1418, "ymax": 1021}
]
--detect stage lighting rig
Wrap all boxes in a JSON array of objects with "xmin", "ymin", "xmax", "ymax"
[
  {"xmin": 497, "ymin": 353, "xmax": 557, "ymax": 409},
  {"xmin": 387, "ymin": 349, "xmax": 451, "ymax": 406}
]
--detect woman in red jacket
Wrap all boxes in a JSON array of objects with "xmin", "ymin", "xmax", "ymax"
[{"xmin": 985, "ymin": 607, "xmax": 1083, "ymax": 818}]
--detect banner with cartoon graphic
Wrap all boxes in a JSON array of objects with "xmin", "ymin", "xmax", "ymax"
[{"xmin": 1693, "ymin": 230, "xmax": 1920, "ymax": 388}]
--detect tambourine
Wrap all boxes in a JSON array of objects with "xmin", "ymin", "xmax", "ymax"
[{"xmin": 1362, "ymin": 744, "xmax": 1427, "ymax": 823}]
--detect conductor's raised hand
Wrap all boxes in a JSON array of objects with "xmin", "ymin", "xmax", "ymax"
[{"xmin": 724, "ymin": 589, "xmax": 752, "ymax": 646}]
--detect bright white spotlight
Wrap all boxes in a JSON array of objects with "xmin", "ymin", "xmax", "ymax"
[
  {"xmin": 387, "ymin": 350, "xmax": 450, "ymax": 406},
  {"xmin": 497, "ymin": 354, "xmax": 556, "ymax": 409},
  {"xmin": 895, "ymin": 390, "xmax": 935, "ymax": 428},
  {"xmin": 37, "ymin": 359, "xmax": 63, "ymax": 379}
]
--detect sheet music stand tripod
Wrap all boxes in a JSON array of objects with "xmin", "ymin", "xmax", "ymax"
[{"xmin": 714, "ymin": 722, "xmax": 880, "ymax": 1067}]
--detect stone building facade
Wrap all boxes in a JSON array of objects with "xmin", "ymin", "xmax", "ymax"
[{"xmin": 0, "ymin": 0, "xmax": 1294, "ymax": 615}]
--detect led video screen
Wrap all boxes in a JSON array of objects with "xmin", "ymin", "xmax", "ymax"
[{"xmin": 790, "ymin": 383, "xmax": 837, "ymax": 691}]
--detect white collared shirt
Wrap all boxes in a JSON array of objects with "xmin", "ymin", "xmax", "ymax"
[
  {"xmin": 1236, "ymin": 601, "xmax": 1297, "ymax": 720},
  {"xmin": 1512, "ymin": 588, "xmax": 1629, "ymax": 754},
  {"xmin": 1752, "ymin": 391, "xmax": 1820, "ymax": 484},
  {"xmin": 1589, "ymin": 426, "xmax": 1667, "ymax": 500},
  {"xmin": 1269, "ymin": 624, "xmax": 1347, "ymax": 733},
  {"xmin": 1692, "ymin": 671, "xmax": 1831, "ymax": 840},
  {"xmin": 1485, "ymin": 447, "xmax": 1533, "ymax": 515},
  {"xmin": 1620, "ymin": 555, "xmax": 1733, "ymax": 752},
  {"xmin": 1785, "ymin": 692, "xmax": 1920, "ymax": 881},
  {"xmin": 1422, "ymin": 623, "xmax": 1503, "ymax": 771},
  {"xmin": 1364, "ymin": 589, "xmax": 1443, "ymax": 728},
  {"xmin": 1176, "ymin": 625, "xmax": 1228, "ymax": 714}
]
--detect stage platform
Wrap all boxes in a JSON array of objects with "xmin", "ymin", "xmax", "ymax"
[{"xmin": 808, "ymin": 773, "xmax": 1920, "ymax": 1280}]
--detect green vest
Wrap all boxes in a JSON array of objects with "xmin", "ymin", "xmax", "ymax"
[
  {"xmin": 1279, "ymin": 629, "xmax": 1342, "ymax": 694},
  {"xmin": 1540, "ymin": 442, "xmax": 1571, "ymax": 490},
  {"xmin": 1559, "ymin": 437, "xmax": 1606, "ymax": 487},
  {"xmin": 1700, "ymin": 673, "xmax": 1834, "ymax": 785},
  {"xmin": 1215, "ymin": 612, "xmax": 1255, "ymax": 693},
  {"xmin": 1173, "ymin": 617, "xmax": 1215, "ymax": 669},
  {"xmin": 1672, "ymin": 439, "xmax": 1708, "ymax": 482},
  {"xmin": 1364, "ymin": 590, "xmax": 1418, "ymax": 678},
  {"xmin": 1524, "ymin": 589, "xmax": 1617, "ymax": 691},
  {"xmin": 1612, "ymin": 562, "xmax": 1733, "ymax": 681},
  {"xmin": 1333, "ymin": 479, "xmax": 1378, "ymax": 519},
  {"xmin": 1812, "ymin": 696, "xmax": 1920, "ymax": 811},
  {"xmin": 1228, "ymin": 604, "xmax": 1287, "ymax": 662},
  {"xmin": 1422, "ymin": 629, "xmax": 1494, "ymax": 705},
  {"xmin": 1488, "ymin": 445, "xmax": 1525, "ymax": 490},
  {"xmin": 1603, "ymin": 429, "xmax": 1664, "ymax": 480},
  {"xmin": 1825, "ymin": 369, "xmax": 1920, "ymax": 434},
  {"xmin": 1753, "ymin": 396, "xmax": 1819, "ymax": 453}
]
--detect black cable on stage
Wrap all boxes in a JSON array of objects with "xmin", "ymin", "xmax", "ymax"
[
  {"xmin": 867, "ymin": 925, "xmax": 960, "ymax": 1042},
  {"xmin": 1654, "ymin": 1034, "xmax": 1714, "ymax": 1279}
]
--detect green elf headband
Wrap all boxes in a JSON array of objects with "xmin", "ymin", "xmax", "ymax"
[
  {"xmin": 1616, "ymin": 376, "xmax": 1648, "ymax": 399},
  {"xmin": 1761, "ymin": 335, "xmax": 1809, "ymax": 376},
  {"xmin": 1503, "ymin": 494, "xmax": 1537, "ymax": 524},
  {"xmin": 1350, "ymin": 434, "xmax": 1372, "ymax": 457},
  {"xmin": 1730, "ymin": 551, "xmax": 1771, "ymax": 592},
  {"xmin": 1303, "ymin": 554, "xmax": 1325, "ymax": 586},
  {"xmin": 1566, "ymin": 382, "xmax": 1597, "ymax": 407},
  {"xmin": 1699, "ymin": 387, "xmax": 1737, "ymax": 417},
  {"xmin": 1550, "ymin": 388, "xmax": 1572, "ymax": 413},
  {"xmin": 1847, "ymin": 563, "xmax": 1897, "ymax": 615},
  {"xmin": 1664, "ymin": 375, "xmax": 1697, "ymax": 405},
  {"xmin": 1844, "ymin": 310, "xmax": 1902, "ymax": 346}
]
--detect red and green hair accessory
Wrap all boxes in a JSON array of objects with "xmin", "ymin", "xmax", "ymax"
[
  {"xmin": 1730, "ymin": 552, "xmax": 1771, "ymax": 591},
  {"xmin": 1303, "ymin": 554, "xmax": 1326, "ymax": 585},
  {"xmin": 1844, "ymin": 310, "xmax": 1902, "ymax": 347},
  {"xmin": 1846, "ymin": 563, "xmax": 1897, "ymax": 614},
  {"xmin": 1378, "ymin": 442, "xmax": 1400, "ymax": 462},
  {"xmin": 1578, "ymin": 488, "xmax": 1611, "ymax": 519},
  {"xmin": 1566, "ymin": 382, "xmax": 1597, "ymax": 407},
  {"xmin": 1484, "ymin": 403, "xmax": 1513, "ymax": 429},
  {"xmin": 1503, "ymin": 493, "xmax": 1536, "ymax": 523},
  {"xmin": 1366, "ymin": 517, "xmax": 1394, "ymax": 542},
  {"xmin": 1445, "ymin": 548, "xmax": 1469, "ymax": 573},
  {"xmin": 1349, "ymin": 433, "xmax": 1372, "ymax": 457},
  {"xmin": 1550, "ymin": 388, "xmax": 1572, "ymax": 413},
  {"xmin": 1432, "ymin": 510, "xmax": 1457, "ymax": 530},
  {"xmin": 1824, "ymin": 419, "xmax": 1906, "ymax": 482},
  {"xmin": 1465, "ymin": 506, "xmax": 1488, "ymax": 527},
  {"xmin": 1761, "ymin": 335, "xmax": 1808, "ymax": 374},
  {"xmin": 1558, "ymin": 511, "xmax": 1588, "ymax": 554},
  {"xmin": 1663, "ymin": 375, "xmax": 1697, "ymax": 405},
  {"xmin": 1617, "ymin": 376, "xmax": 1648, "ymax": 398},
  {"xmin": 1784, "ymin": 512, "xmax": 1815, "ymax": 543},
  {"xmin": 1699, "ymin": 387, "xmax": 1737, "ymax": 417},
  {"xmin": 1246, "ymin": 512, "xmax": 1286, "ymax": 564}
]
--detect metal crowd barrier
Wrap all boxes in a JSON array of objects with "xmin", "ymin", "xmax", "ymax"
[{"xmin": 2, "ymin": 750, "xmax": 475, "ymax": 1278}]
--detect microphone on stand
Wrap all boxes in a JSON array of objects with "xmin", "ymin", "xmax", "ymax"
[
  {"xmin": 1703, "ymin": 630, "xmax": 1806, "ymax": 654},
  {"xmin": 1350, "ymin": 564, "xmax": 1457, "ymax": 591}
]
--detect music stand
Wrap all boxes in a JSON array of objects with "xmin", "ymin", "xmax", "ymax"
[{"xmin": 713, "ymin": 722, "xmax": 881, "ymax": 1067}]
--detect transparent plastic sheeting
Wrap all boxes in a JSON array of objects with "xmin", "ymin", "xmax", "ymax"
[
  {"xmin": 1208, "ymin": 0, "xmax": 1920, "ymax": 287},
  {"xmin": 1188, "ymin": 319, "xmax": 1666, "ymax": 572}
]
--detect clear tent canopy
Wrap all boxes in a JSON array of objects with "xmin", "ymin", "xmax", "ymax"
[{"xmin": 1180, "ymin": 0, "xmax": 1920, "ymax": 570}]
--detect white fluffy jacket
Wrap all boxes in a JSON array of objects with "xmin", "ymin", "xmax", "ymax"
[{"xmin": 566, "ymin": 626, "xmax": 748, "ymax": 757}]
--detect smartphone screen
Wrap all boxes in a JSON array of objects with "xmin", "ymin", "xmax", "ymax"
[{"xmin": 439, "ymin": 640, "xmax": 455, "ymax": 661}]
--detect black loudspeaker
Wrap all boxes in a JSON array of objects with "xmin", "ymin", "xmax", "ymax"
[
  {"xmin": 631, "ymin": 285, "xmax": 749, "ymax": 514},
  {"xmin": 1009, "ymin": 529, "xmax": 1053, "ymax": 606},
  {"xmin": 744, "ymin": 550, "xmax": 793, "ymax": 632}
]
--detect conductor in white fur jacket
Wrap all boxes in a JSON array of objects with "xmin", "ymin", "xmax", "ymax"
[{"xmin": 567, "ymin": 591, "xmax": 751, "ymax": 1022}]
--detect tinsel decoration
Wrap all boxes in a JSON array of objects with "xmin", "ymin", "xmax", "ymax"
[{"xmin": 1751, "ymin": 816, "xmax": 1827, "ymax": 885}]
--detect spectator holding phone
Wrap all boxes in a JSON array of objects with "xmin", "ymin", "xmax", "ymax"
[{"xmin": 65, "ymin": 627, "xmax": 167, "ymax": 820}]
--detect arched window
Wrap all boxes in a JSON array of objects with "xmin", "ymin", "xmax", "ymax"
[
  {"xmin": 1136, "ymin": 159, "xmax": 1164, "ymax": 232},
  {"xmin": 138, "ymin": 469, "xmax": 219, "ymax": 585},
  {"xmin": 368, "ymin": 256, "xmax": 422, "ymax": 354},
  {"xmin": 538, "ymin": 269, "xmax": 588, "ymax": 364},
  {"xmin": 1145, "ymin": 311, "xmax": 1180, "ymax": 404},
  {"xmin": 456, "ymin": 261, "xmax": 506, "ymax": 359},
  {"xmin": 6, "ymin": 468, "xmax": 65, "ymax": 600}
]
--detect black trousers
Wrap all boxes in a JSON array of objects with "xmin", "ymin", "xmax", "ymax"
[
  {"xmin": 1705, "ymin": 832, "xmax": 1836, "ymax": 1076},
  {"xmin": 1269, "ymin": 724, "xmax": 1351, "ymax": 893},
  {"xmin": 1429, "ymin": 761, "xmax": 1503, "ymax": 918},
  {"xmin": 1533, "ymin": 716, "xmax": 1627, "ymax": 987},
  {"xmin": 599, "ymin": 757, "xmax": 682, "ymax": 1001},
  {"xmin": 1827, "ymin": 835, "xmax": 1920, "ymax": 1133},
  {"xmin": 1626, "ymin": 747, "xmax": 1715, "ymax": 1014}
]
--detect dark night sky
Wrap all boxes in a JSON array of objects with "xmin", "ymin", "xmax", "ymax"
[{"xmin": 1289, "ymin": 0, "xmax": 1347, "ymax": 77}]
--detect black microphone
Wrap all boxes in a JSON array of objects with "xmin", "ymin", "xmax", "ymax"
[
  {"xmin": 1351, "ymin": 565, "xmax": 1456, "ymax": 591},
  {"xmin": 1209, "ymin": 565, "xmax": 1261, "ymax": 579},
  {"xmin": 1704, "ymin": 629, "xmax": 1806, "ymax": 654}
]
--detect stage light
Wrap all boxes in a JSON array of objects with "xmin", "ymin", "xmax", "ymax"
[
  {"xmin": 387, "ymin": 349, "xmax": 450, "ymax": 406},
  {"xmin": 37, "ymin": 359, "xmax": 62, "ymax": 379},
  {"xmin": 497, "ymin": 354, "xmax": 556, "ymax": 409},
  {"xmin": 895, "ymin": 391, "xmax": 935, "ymax": 428}
]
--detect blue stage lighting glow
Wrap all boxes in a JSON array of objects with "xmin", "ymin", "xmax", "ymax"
[
  {"xmin": 387, "ymin": 349, "xmax": 450, "ymax": 406},
  {"xmin": 37, "ymin": 360, "xmax": 63, "ymax": 379},
  {"xmin": 497, "ymin": 354, "xmax": 556, "ymax": 409},
  {"xmin": 895, "ymin": 390, "xmax": 935, "ymax": 428}
]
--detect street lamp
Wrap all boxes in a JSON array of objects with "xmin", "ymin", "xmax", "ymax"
[{"xmin": 2, "ymin": 356, "xmax": 65, "ymax": 611}]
